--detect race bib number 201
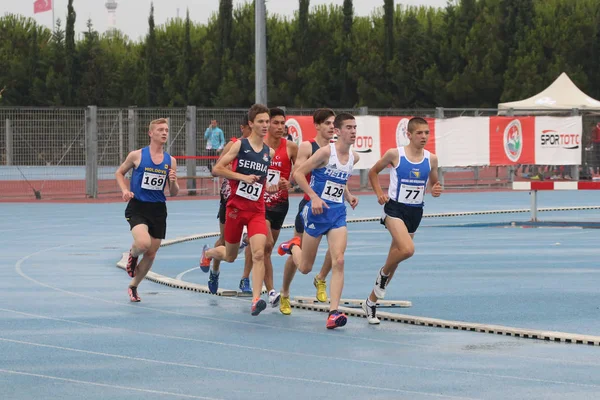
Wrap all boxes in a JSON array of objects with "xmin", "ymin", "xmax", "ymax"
[
  {"xmin": 141, "ymin": 172, "xmax": 166, "ymax": 191},
  {"xmin": 399, "ymin": 184, "xmax": 424, "ymax": 205},
  {"xmin": 321, "ymin": 180, "xmax": 345, "ymax": 203},
  {"xmin": 236, "ymin": 181, "xmax": 263, "ymax": 201}
]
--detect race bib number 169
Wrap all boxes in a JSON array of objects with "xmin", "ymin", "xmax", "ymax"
[{"xmin": 141, "ymin": 172, "xmax": 166, "ymax": 191}]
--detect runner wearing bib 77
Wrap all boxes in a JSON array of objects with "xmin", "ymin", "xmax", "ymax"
[
  {"xmin": 361, "ymin": 117, "xmax": 443, "ymax": 325},
  {"xmin": 200, "ymin": 104, "xmax": 275, "ymax": 316},
  {"xmin": 278, "ymin": 113, "xmax": 360, "ymax": 329}
]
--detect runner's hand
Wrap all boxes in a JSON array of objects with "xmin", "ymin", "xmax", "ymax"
[
  {"xmin": 311, "ymin": 197, "xmax": 329, "ymax": 215},
  {"xmin": 348, "ymin": 195, "xmax": 359, "ymax": 210},
  {"xmin": 431, "ymin": 182, "xmax": 443, "ymax": 197},
  {"xmin": 377, "ymin": 194, "xmax": 389, "ymax": 205},
  {"xmin": 122, "ymin": 190, "xmax": 134, "ymax": 202}
]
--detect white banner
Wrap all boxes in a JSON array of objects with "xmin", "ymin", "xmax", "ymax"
[
  {"xmin": 352, "ymin": 116, "xmax": 381, "ymax": 170},
  {"xmin": 534, "ymin": 116, "xmax": 582, "ymax": 165},
  {"xmin": 434, "ymin": 117, "xmax": 490, "ymax": 167}
]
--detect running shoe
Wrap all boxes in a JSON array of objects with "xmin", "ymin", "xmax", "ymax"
[
  {"xmin": 208, "ymin": 269, "xmax": 219, "ymax": 294},
  {"xmin": 200, "ymin": 244, "xmax": 211, "ymax": 273},
  {"xmin": 126, "ymin": 250, "xmax": 138, "ymax": 278},
  {"xmin": 277, "ymin": 236, "xmax": 301, "ymax": 256},
  {"xmin": 128, "ymin": 286, "xmax": 141, "ymax": 302},
  {"xmin": 326, "ymin": 311, "xmax": 347, "ymax": 329},
  {"xmin": 313, "ymin": 276, "xmax": 328, "ymax": 302},
  {"xmin": 251, "ymin": 298, "xmax": 267, "ymax": 316}
]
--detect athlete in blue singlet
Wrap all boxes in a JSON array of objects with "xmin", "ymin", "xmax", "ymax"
[
  {"xmin": 115, "ymin": 118, "xmax": 179, "ymax": 302},
  {"xmin": 362, "ymin": 117, "xmax": 442, "ymax": 324},
  {"xmin": 278, "ymin": 108, "xmax": 336, "ymax": 315},
  {"xmin": 278, "ymin": 113, "xmax": 360, "ymax": 329}
]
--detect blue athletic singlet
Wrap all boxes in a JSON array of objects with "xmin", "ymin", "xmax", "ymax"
[
  {"xmin": 388, "ymin": 147, "xmax": 431, "ymax": 207},
  {"xmin": 130, "ymin": 146, "xmax": 172, "ymax": 203},
  {"xmin": 302, "ymin": 144, "xmax": 354, "ymax": 237}
]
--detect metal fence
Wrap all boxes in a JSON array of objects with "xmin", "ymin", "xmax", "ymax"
[{"xmin": 1, "ymin": 106, "xmax": 598, "ymax": 200}]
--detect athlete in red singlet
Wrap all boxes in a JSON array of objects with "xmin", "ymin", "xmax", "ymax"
[{"xmin": 200, "ymin": 104, "xmax": 274, "ymax": 316}]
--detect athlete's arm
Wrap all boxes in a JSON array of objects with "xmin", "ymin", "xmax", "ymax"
[
  {"xmin": 279, "ymin": 141, "xmax": 299, "ymax": 191},
  {"xmin": 293, "ymin": 146, "xmax": 330, "ymax": 214},
  {"xmin": 343, "ymin": 150, "xmax": 361, "ymax": 209},
  {"xmin": 428, "ymin": 154, "xmax": 443, "ymax": 197},
  {"xmin": 369, "ymin": 148, "xmax": 399, "ymax": 205},
  {"xmin": 266, "ymin": 147, "xmax": 278, "ymax": 193},
  {"xmin": 212, "ymin": 141, "xmax": 258, "ymax": 184},
  {"xmin": 115, "ymin": 150, "xmax": 141, "ymax": 202},
  {"xmin": 168, "ymin": 157, "xmax": 180, "ymax": 197},
  {"xmin": 214, "ymin": 139, "xmax": 236, "ymax": 167},
  {"xmin": 290, "ymin": 141, "xmax": 312, "ymax": 184}
]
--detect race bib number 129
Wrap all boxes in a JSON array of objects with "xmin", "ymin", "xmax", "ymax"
[
  {"xmin": 141, "ymin": 172, "xmax": 166, "ymax": 191},
  {"xmin": 321, "ymin": 180, "xmax": 345, "ymax": 203},
  {"xmin": 236, "ymin": 181, "xmax": 263, "ymax": 201}
]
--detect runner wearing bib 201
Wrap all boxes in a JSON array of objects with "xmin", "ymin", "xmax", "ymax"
[
  {"xmin": 303, "ymin": 143, "xmax": 354, "ymax": 237},
  {"xmin": 381, "ymin": 147, "xmax": 431, "ymax": 233},
  {"xmin": 225, "ymin": 138, "xmax": 271, "ymax": 243}
]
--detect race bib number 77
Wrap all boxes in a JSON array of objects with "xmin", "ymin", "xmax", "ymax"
[{"xmin": 399, "ymin": 184, "xmax": 424, "ymax": 205}]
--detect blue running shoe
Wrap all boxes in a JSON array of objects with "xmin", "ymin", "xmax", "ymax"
[
  {"xmin": 200, "ymin": 244, "xmax": 211, "ymax": 273},
  {"xmin": 208, "ymin": 269, "xmax": 219, "ymax": 294},
  {"xmin": 238, "ymin": 233, "xmax": 249, "ymax": 255},
  {"xmin": 239, "ymin": 277, "xmax": 251, "ymax": 294}
]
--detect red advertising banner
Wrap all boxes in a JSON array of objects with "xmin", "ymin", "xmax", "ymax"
[
  {"xmin": 285, "ymin": 116, "xmax": 316, "ymax": 145},
  {"xmin": 489, "ymin": 117, "xmax": 535, "ymax": 165},
  {"xmin": 379, "ymin": 116, "xmax": 436, "ymax": 157}
]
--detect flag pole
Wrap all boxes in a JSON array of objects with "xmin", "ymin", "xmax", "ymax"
[{"xmin": 52, "ymin": 0, "xmax": 55, "ymax": 32}]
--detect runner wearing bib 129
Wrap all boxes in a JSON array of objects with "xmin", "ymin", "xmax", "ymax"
[
  {"xmin": 381, "ymin": 146, "xmax": 430, "ymax": 233},
  {"xmin": 303, "ymin": 143, "xmax": 354, "ymax": 237}
]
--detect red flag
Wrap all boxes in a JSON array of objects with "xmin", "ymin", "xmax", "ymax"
[{"xmin": 34, "ymin": 0, "xmax": 52, "ymax": 14}]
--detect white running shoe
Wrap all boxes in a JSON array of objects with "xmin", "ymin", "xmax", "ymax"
[
  {"xmin": 373, "ymin": 268, "xmax": 390, "ymax": 299},
  {"xmin": 268, "ymin": 290, "xmax": 281, "ymax": 308},
  {"xmin": 362, "ymin": 300, "xmax": 380, "ymax": 325}
]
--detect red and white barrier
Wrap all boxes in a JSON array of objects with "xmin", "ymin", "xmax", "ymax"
[{"xmin": 513, "ymin": 181, "xmax": 600, "ymax": 191}]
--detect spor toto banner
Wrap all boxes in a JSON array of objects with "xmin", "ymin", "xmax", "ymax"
[
  {"xmin": 534, "ymin": 116, "xmax": 582, "ymax": 165},
  {"xmin": 286, "ymin": 115, "xmax": 581, "ymax": 169}
]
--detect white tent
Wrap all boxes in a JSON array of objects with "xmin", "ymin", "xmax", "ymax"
[{"xmin": 498, "ymin": 72, "xmax": 600, "ymax": 113}]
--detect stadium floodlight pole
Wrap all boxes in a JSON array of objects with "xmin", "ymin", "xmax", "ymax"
[{"xmin": 255, "ymin": 0, "xmax": 267, "ymax": 105}]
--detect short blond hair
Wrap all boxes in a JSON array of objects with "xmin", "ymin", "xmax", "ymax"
[{"xmin": 149, "ymin": 118, "xmax": 169, "ymax": 132}]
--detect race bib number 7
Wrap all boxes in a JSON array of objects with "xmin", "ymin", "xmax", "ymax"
[
  {"xmin": 399, "ymin": 184, "xmax": 424, "ymax": 205},
  {"xmin": 267, "ymin": 169, "xmax": 280, "ymax": 185},
  {"xmin": 321, "ymin": 180, "xmax": 345, "ymax": 203},
  {"xmin": 236, "ymin": 181, "xmax": 263, "ymax": 201},
  {"xmin": 141, "ymin": 172, "xmax": 166, "ymax": 191}
]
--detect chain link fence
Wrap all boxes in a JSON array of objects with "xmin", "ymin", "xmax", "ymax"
[{"xmin": 1, "ymin": 106, "xmax": 596, "ymax": 200}]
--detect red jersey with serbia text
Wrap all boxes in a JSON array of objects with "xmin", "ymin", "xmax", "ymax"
[
  {"xmin": 227, "ymin": 138, "xmax": 271, "ymax": 213},
  {"xmin": 264, "ymin": 138, "xmax": 293, "ymax": 212}
]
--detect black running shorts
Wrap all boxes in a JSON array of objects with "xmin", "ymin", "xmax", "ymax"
[
  {"xmin": 266, "ymin": 202, "xmax": 289, "ymax": 231},
  {"xmin": 380, "ymin": 199, "xmax": 423, "ymax": 234},
  {"xmin": 294, "ymin": 197, "xmax": 310, "ymax": 234},
  {"xmin": 125, "ymin": 198, "xmax": 168, "ymax": 239}
]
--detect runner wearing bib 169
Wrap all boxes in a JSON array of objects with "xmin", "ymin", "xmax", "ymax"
[{"xmin": 361, "ymin": 117, "xmax": 443, "ymax": 325}]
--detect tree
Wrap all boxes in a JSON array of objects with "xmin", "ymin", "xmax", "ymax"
[
  {"xmin": 145, "ymin": 3, "xmax": 160, "ymax": 106},
  {"xmin": 65, "ymin": 0, "xmax": 76, "ymax": 105}
]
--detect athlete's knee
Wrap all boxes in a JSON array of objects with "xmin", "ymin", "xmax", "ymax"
[
  {"xmin": 331, "ymin": 253, "xmax": 345, "ymax": 270},
  {"xmin": 134, "ymin": 237, "xmax": 152, "ymax": 254},
  {"xmin": 396, "ymin": 241, "xmax": 415, "ymax": 260},
  {"xmin": 144, "ymin": 247, "xmax": 159, "ymax": 260},
  {"xmin": 252, "ymin": 247, "xmax": 265, "ymax": 264},
  {"xmin": 298, "ymin": 262, "xmax": 312, "ymax": 274}
]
